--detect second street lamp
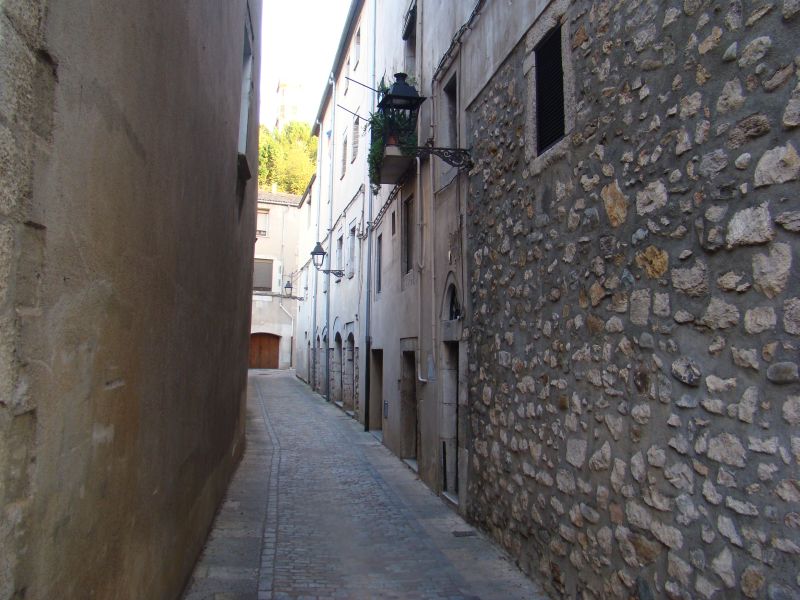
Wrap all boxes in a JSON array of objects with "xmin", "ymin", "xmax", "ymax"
[{"xmin": 310, "ymin": 242, "xmax": 344, "ymax": 278}]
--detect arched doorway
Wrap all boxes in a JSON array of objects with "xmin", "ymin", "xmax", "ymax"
[
  {"xmin": 344, "ymin": 333, "xmax": 355, "ymax": 411},
  {"xmin": 333, "ymin": 332, "xmax": 343, "ymax": 404},
  {"xmin": 249, "ymin": 333, "xmax": 280, "ymax": 369},
  {"xmin": 315, "ymin": 335, "xmax": 322, "ymax": 392},
  {"xmin": 440, "ymin": 276, "xmax": 463, "ymax": 501},
  {"xmin": 306, "ymin": 341, "xmax": 311, "ymax": 383}
]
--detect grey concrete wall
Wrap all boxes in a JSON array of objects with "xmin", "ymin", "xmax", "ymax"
[
  {"xmin": 0, "ymin": 0, "xmax": 261, "ymax": 597},
  {"xmin": 466, "ymin": 0, "xmax": 800, "ymax": 598}
]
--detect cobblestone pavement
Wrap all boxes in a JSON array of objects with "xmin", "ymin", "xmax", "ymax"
[{"xmin": 183, "ymin": 370, "xmax": 547, "ymax": 600}]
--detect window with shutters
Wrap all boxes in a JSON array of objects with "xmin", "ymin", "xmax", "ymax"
[
  {"xmin": 253, "ymin": 259, "xmax": 273, "ymax": 291},
  {"xmin": 376, "ymin": 234, "xmax": 382, "ymax": 293},
  {"xmin": 402, "ymin": 195, "xmax": 414, "ymax": 275},
  {"xmin": 351, "ymin": 116, "xmax": 359, "ymax": 162},
  {"xmin": 336, "ymin": 236, "xmax": 344, "ymax": 274},
  {"xmin": 348, "ymin": 224, "xmax": 356, "ymax": 278},
  {"xmin": 354, "ymin": 27, "xmax": 361, "ymax": 69},
  {"xmin": 341, "ymin": 130, "xmax": 348, "ymax": 178},
  {"xmin": 534, "ymin": 24, "xmax": 565, "ymax": 153},
  {"xmin": 256, "ymin": 209, "xmax": 269, "ymax": 237}
]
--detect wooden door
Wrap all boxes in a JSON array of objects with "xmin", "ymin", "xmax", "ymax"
[{"xmin": 249, "ymin": 333, "xmax": 280, "ymax": 369}]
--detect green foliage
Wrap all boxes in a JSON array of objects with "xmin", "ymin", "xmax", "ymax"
[
  {"xmin": 258, "ymin": 121, "xmax": 317, "ymax": 194},
  {"xmin": 367, "ymin": 109, "xmax": 418, "ymax": 195}
]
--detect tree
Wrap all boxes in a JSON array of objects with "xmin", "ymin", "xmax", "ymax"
[{"xmin": 258, "ymin": 121, "xmax": 317, "ymax": 194}]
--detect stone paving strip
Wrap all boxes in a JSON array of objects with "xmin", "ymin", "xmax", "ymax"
[{"xmin": 182, "ymin": 370, "xmax": 546, "ymax": 600}]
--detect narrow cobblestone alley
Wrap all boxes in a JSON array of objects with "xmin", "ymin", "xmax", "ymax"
[{"xmin": 182, "ymin": 371, "xmax": 546, "ymax": 600}]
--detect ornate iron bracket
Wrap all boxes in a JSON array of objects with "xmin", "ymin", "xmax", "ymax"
[{"xmin": 412, "ymin": 146, "xmax": 473, "ymax": 170}]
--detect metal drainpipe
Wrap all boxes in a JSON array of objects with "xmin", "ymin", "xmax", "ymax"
[
  {"xmin": 312, "ymin": 121, "xmax": 323, "ymax": 391},
  {"xmin": 362, "ymin": 0, "xmax": 377, "ymax": 432},
  {"xmin": 415, "ymin": 156, "xmax": 428, "ymax": 384},
  {"xmin": 325, "ymin": 73, "xmax": 336, "ymax": 403}
]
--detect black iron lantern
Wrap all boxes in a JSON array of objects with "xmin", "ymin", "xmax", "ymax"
[
  {"xmin": 310, "ymin": 241, "xmax": 344, "ymax": 278},
  {"xmin": 284, "ymin": 280, "xmax": 293, "ymax": 296},
  {"xmin": 377, "ymin": 73, "xmax": 425, "ymax": 146},
  {"xmin": 310, "ymin": 242, "xmax": 326, "ymax": 269}
]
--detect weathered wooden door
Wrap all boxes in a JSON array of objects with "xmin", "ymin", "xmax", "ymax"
[{"xmin": 249, "ymin": 333, "xmax": 280, "ymax": 369}]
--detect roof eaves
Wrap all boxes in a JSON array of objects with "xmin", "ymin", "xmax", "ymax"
[{"xmin": 311, "ymin": 0, "xmax": 365, "ymax": 137}]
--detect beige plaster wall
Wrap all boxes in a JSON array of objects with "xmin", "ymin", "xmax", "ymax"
[{"xmin": 0, "ymin": 0, "xmax": 261, "ymax": 597}]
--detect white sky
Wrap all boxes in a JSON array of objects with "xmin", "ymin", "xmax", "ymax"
[{"xmin": 259, "ymin": 0, "xmax": 353, "ymax": 127}]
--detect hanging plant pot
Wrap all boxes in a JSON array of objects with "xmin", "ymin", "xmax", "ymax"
[{"xmin": 366, "ymin": 73, "xmax": 427, "ymax": 193}]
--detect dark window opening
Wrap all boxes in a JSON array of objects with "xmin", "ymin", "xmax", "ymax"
[
  {"xmin": 391, "ymin": 211, "xmax": 396, "ymax": 235},
  {"xmin": 354, "ymin": 27, "xmax": 361, "ymax": 68},
  {"xmin": 535, "ymin": 24, "xmax": 565, "ymax": 153},
  {"xmin": 444, "ymin": 75, "xmax": 457, "ymax": 148}
]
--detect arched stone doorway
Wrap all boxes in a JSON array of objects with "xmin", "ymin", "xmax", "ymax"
[
  {"xmin": 440, "ymin": 275, "xmax": 463, "ymax": 502},
  {"xmin": 249, "ymin": 333, "xmax": 280, "ymax": 369}
]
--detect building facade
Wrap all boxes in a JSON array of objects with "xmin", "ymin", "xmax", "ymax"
[
  {"xmin": 250, "ymin": 190, "xmax": 302, "ymax": 369},
  {"xmin": 0, "ymin": 1, "xmax": 262, "ymax": 598},
  {"xmin": 299, "ymin": 0, "xmax": 800, "ymax": 598}
]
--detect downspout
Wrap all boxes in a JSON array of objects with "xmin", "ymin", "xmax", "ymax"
[
  {"xmin": 325, "ymin": 73, "xmax": 336, "ymax": 402},
  {"xmin": 428, "ymin": 31, "xmax": 439, "ymax": 397},
  {"xmin": 312, "ymin": 121, "xmax": 323, "ymax": 390},
  {"xmin": 415, "ymin": 156, "xmax": 427, "ymax": 384},
  {"xmin": 363, "ymin": 0, "xmax": 377, "ymax": 432},
  {"xmin": 416, "ymin": 2, "xmax": 430, "ymax": 385}
]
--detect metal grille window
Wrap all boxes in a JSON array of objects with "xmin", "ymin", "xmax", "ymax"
[
  {"xmin": 534, "ymin": 24, "xmax": 565, "ymax": 154},
  {"xmin": 253, "ymin": 259, "xmax": 273, "ymax": 291}
]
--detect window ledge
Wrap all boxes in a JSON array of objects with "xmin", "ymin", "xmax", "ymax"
[{"xmin": 527, "ymin": 135, "xmax": 571, "ymax": 177}]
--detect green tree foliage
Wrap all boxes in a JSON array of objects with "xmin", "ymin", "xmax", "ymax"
[{"xmin": 258, "ymin": 121, "xmax": 317, "ymax": 194}]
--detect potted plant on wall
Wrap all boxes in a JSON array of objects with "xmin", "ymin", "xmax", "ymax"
[{"xmin": 367, "ymin": 73, "xmax": 425, "ymax": 193}]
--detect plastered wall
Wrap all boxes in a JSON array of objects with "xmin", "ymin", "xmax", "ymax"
[{"xmin": 0, "ymin": 1, "xmax": 261, "ymax": 597}]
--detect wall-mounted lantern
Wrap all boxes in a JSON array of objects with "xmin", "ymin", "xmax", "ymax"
[
  {"xmin": 368, "ymin": 73, "xmax": 473, "ymax": 189},
  {"xmin": 310, "ymin": 242, "xmax": 345, "ymax": 278}
]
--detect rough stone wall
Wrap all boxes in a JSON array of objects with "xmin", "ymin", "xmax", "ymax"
[
  {"xmin": 466, "ymin": 1, "xmax": 800, "ymax": 598},
  {"xmin": 0, "ymin": 0, "xmax": 55, "ymax": 595}
]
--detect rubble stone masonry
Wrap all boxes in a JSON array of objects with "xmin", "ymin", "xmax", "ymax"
[{"xmin": 466, "ymin": 0, "xmax": 799, "ymax": 598}]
